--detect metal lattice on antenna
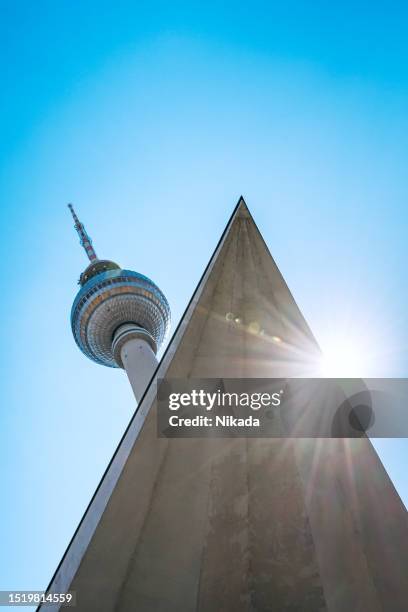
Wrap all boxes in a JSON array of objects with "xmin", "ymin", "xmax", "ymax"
[{"xmin": 68, "ymin": 203, "xmax": 98, "ymax": 262}]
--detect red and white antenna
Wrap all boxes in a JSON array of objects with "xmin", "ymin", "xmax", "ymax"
[{"xmin": 68, "ymin": 203, "xmax": 98, "ymax": 262}]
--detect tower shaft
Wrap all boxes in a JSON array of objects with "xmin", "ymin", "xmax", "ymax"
[{"xmin": 112, "ymin": 324, "xmax": 158, "ymax": 402}]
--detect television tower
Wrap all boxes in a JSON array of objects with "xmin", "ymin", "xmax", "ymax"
[
  {"xmin": 41, "ymin": 199, "xmax": 408, "ymax": 612},
  {"xmin": 68, "ymin": 204, "xmax": 170, "ymax": 401}
]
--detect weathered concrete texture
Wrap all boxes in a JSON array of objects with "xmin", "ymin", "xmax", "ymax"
[{"xmin": 57, "ymin": 200, "xmax": 407, "ymax": 611}]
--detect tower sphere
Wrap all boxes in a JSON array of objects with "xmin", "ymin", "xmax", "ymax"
[{"xmin": 68, "ymin": 205, "xmax": 170, "ymax": 368}]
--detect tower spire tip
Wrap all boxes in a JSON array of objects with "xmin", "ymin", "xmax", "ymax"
[{"xmin": 68, "ymin": 203, "xmax": 98, "ymax": 262}]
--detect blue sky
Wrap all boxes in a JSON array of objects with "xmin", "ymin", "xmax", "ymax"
[{"xmin": 1, "ymin": 0, "xmax": 408, "ymax": 602}]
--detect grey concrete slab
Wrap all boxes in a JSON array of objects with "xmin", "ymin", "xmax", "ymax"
[{"xmin": 43, "ymin": 199, "xmax": 408, "ymax": 612}]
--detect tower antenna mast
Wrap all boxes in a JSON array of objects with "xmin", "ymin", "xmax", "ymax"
[{"xmin": 68, "ymin": 203, "xmax": 98, "ymax": 262}]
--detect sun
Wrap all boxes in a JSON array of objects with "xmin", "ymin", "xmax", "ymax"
[{"xmin": 317, "ymin": 332, "xmax": 376, "ymax": 378}]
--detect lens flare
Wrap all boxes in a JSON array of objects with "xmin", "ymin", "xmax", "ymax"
[{"xmin": 317, "ymin": 331, "xmax": 380, "ymax": 378}]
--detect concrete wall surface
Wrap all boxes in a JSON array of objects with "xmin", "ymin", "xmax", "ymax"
[{"xmin": 44, "ymin": 200, "xmax": 408, "ymax": 612}]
